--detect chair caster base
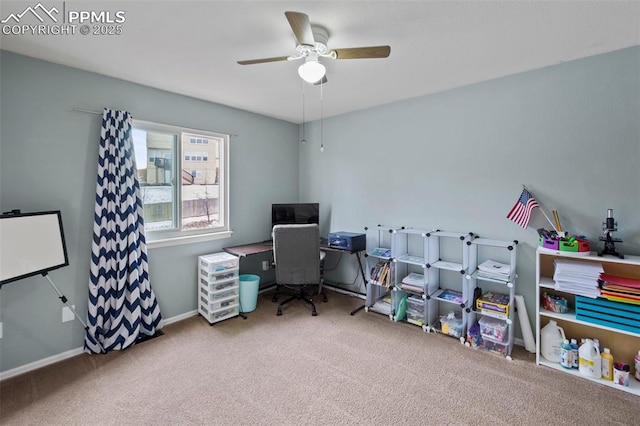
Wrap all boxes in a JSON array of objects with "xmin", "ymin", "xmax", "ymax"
[
  {"xmin": 277, "ymin": 308, "xmax": 282, "ymax": 316},
  {"xmin": 322, "ymin": 294, "xmax": 328, "ymax": 302},
  {"xmin": 312, "ymin": 310, "xmax": 317, "ymax": 316}
]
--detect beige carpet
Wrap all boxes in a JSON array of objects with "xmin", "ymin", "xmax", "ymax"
[{"xmin": 1, "ymin": 290, "xmax": 638, "ymax": 425}]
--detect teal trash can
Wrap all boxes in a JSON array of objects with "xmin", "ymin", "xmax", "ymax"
[{"xmin": 239, "ymin": 274, "xmax": 260, "ymax": 313}]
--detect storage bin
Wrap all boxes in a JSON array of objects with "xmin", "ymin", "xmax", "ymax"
[
  {"xmin": 406, "ymin": 295, "xmax": 425, "ymax": 312},
  {"xmin": 200, "ymin": 294, "xmax": 239, "ymax": 311},
  {"xmin": 476, "ymin": 291, "xmax": 510, "ymax": 316},
  {"xmin": 200, "ymin": 268, "xmax": 238, "ymax": 282},
  {"xmin": 575, "ymin": 296, "xmax": 640, "ymax": 334},
  {"xmin": 198, "ymin": 252, "xmax": 240, "ymax": 324},
  {"xmin": 482, "ymin": 338, "xmax": 509, "ymax": 356},
  {"xmin": 200, "ymin": 277, "xmax": 238, "ymax": 292},
  {"xmin": 406, "ymin": 309, "xmax": 424, "ymax": 326},
  {"xmin": 478, "ymin": 316, "xmax": 508, "ymax": 343},
  {"xmin": 440, "ymin": 315, "xmax": 463, "ymax": 338},
  {"xmin": 538, "ymin": 237, "xmax": 559, "ymax": 250}
]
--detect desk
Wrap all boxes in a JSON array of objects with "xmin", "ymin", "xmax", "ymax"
[{"xmin": 223, "ymin": 239, "xmax": 367, "ymax": 315}]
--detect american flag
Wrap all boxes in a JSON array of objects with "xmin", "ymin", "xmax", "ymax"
[{"xmin": 506, "ymin": 188, "xmax": 539, "ymax": 228}]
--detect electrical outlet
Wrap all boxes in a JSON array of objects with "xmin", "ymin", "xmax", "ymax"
[
  {"xmin": 262, "ymin": 260, "xmax": 270, "ymax": 270},
  {"xmin": 62, "ymin": 305, "xmax": 75, "ymax": 323}
]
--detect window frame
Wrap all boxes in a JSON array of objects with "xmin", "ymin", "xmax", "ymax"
[{"xmin": 132, "ymin": 119, "xmax": 232, "ymax": 248}]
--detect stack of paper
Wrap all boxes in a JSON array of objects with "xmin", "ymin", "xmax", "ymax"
[
  {"xmin": 553, "ymin": 259, "xmax": 603, "ymax": 298},
  {"xmin": 477, "ymin": 259, "xmax": 511, "ymax": 281},
  {"xmin": 599, "ymin": 273, "xmax": 640, "ymax": 305},
  {"xmin": 401, "ymin": 272, "xmax": 424, "ymax": 293}
]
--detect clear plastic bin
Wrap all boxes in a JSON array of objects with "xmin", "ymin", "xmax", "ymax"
[
  {"xmin": 440, "ymin": 315, "xmax": 463, "ymax": 338},
  {"xmin": 200, "ymin": 294, "xmax": 238, "ymax": 311},
  {"xmin": 406, "ymin": 309, "xmax": 424, "ymax": 326},
  {"xmin": 200, "ymin": 277, "xmax": 238, "ymax": 292},
  {"xmin": 406, "ymin": 295, "xmax": 425, "ymax": 312},
  {"xmin": 478, "ymin": 316, "xmax": 508, "ymax": 343}
]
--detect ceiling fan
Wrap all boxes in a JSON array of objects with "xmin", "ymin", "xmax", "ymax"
[{"xmin": 237, "ymin": 11, "xmax": 391, "ymax": 84}]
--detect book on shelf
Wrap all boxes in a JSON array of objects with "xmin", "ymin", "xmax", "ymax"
[
  {"xmin": 402, "ymin": 272, "xmax": 424, "ymax": 286},
  {"xmin": 401, "ymin": 282, "xmax": 423, "ymax": 294},
  {"xmin": 478, "ymin": 259, "xmax": 511, "ymax": 277},
  {"xmin": 370, "ymin": 247, "xmax": 392, "ymax": 258},
  {"xmin": 370, "ymin": 261, "xmax": 392, "ymax": 287},
  {"xmin": 436, "ymin": 289, "xmax": 464, "ymax": 304},
  {"xmin": 398, "ymin": 255, "xmax": 424, "ymax": 264},
  {"xmin": 477, "ymin": 270, "xmax": 511, "ymax": 281}
]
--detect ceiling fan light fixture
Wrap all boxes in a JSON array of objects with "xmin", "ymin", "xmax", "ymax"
[{"xmin": 298, "ymin": 58, "xmax": 326, "ymax": 84}]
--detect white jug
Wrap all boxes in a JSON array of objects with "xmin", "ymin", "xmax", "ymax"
[
  {"xmin": 541, "ymin": 320, "xmax": 566, "ymax": 363},
  {"xmin": 579, "ymin": 339, "xmax": 602, "ymax": 379}
]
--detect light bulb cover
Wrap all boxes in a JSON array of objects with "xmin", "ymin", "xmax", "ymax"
[{"xmin": 298, "ymin": 60, "xmax": 326, "ymax": 83}]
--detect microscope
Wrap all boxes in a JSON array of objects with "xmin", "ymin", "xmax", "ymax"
[{"xmin": 598, "ymin": 209, "xmax": 624, "ymax": 259}]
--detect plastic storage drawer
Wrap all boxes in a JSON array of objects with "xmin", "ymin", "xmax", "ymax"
[
  {"xmin": 200, "ymin": 268, "xmax": 238, "ymax": 283},
  {"xmin": 199, "ymin": 252, "xmax": 238, "ymax": 271},
  {"xmin": 406, "ymin": 309, "xmax": 424, "ymax": 326},
  {"xmin": 407, "ymin": 295, "xmax": 425, "ymax": 312},
  {"xmin": 478, "ymin": 316, "xmax": 508, "ymax": 343},
  {"xmin": 200, "ymin": 294, "xmax": 239, "ymax": 311},
  {"xmin": 200, "ymin": 277, "xmax": 238, "ymax": 293},
  {"xmin": 199, "ymin": 305, "xmax": 239, "ymax": 324}
]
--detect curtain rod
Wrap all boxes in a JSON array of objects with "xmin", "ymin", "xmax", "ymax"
[
  {"xmin": 73, "ymin": 107, "xmax": 102, "ymax": 115},
  {"xmin": 72, "ymin": 107, "xmax": 239, "ymax": 137}
]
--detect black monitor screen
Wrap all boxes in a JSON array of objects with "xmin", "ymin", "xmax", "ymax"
[{"xmin": 271, "ymin": 203, "xmax": 319, "ymax": 228}]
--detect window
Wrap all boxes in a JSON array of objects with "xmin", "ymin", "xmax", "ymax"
[
  {"xmin": 190, "ymin": 137, "xmax": 209, "ymax": 144},
  {"xmin": 132, "ymin": 120, "xmax": 230, "ymax": 246}
]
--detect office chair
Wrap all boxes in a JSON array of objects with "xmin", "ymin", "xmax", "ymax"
[{"xmin": 271, "ymin": 224, "xmax": 323, "ymax": 316}]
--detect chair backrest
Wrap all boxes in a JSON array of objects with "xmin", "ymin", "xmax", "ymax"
[{"xmin": 273, "ymin": 224, "xmax": 320, "ymax": 285}]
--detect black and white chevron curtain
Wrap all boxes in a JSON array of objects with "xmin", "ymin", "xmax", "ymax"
[{"xmin": 85, "ymin": 108, "xmax": 162, "ymax": 354}]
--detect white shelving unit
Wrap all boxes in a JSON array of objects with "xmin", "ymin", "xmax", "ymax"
[
  {"xmin": 424, "ymin": 230, "xmax": 474, "ymax": 343},
  {"xmin": 393, "ymin": 228, "xmax": 437, "ymax": 331},
  {"xmin": 364, "ymin": 225, "xmax": 403, "ymax": 317},
  {"xmin": 466, "ymin": 238, "xmax": 518, "ymax": 359},
  {"xmin": 198, "ymin": 252, "xmax": 240, "ymax": 324},
  {"xmin": 536, "ymin": 248, "xmax": 640, "ymax": 396}
]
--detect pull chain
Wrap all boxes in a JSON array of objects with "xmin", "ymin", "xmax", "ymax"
[
  {"xmin": 320, "ymin": 80, "xmax": 324, "ymax": 152},
  {"xmin": 301, "ymin": 80, "xmax": 307, "ymax": 143}
]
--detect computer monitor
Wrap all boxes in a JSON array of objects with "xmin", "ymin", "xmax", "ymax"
[{"xmin": 271, "ymin": 203, "xmax": 319, "ymax": 228}]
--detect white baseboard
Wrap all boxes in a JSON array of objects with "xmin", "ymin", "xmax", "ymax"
[
  {"xmin": 0, "ymin": 347, "xmax": 85, "ymax": 382},
  {"xmin": 0, "ymin": 310, "xmax": 199, "ymax": 382},
  {"xmin": 159, "ymin": 310, "xmax": 198, "ymax": 327}
]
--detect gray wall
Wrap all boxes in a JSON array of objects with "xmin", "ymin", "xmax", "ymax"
[
  {"xmin": 1, "ymin": 46, "xmax": 639, "ymax": 373},
  {"xmin": 0, "ymin": 51, "xmax": 298, "ymax": 372},
  {"xmin": 302, "ymin": 46, "xmax": 640, "ymax": 336}
]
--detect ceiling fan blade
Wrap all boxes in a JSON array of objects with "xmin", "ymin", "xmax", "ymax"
[
  {"xmin": 285, "ymin": 11, "xmax": 315, "ymax": 46},
  {"xmin": 313, "ymin": 75, "xmax": 328, "ymax": 86},
  {"xmin": 237, "ymin": 56, "xmax": 290, "ymax": 65},
  {"xmin": 333, "ymin": 46, "xmax": 391, "ymax": 60}
]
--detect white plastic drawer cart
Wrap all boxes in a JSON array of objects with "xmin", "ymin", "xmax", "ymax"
[{"xmin": 198, "ymin": 252, "xmax": 243, "ymax": 324}]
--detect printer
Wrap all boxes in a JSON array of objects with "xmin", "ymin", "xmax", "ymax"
[{"xmin": 327, "ymin": 231, "xmax": 366, "ymax": 251}]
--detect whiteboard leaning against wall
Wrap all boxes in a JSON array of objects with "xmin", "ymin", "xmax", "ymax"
[{"xmin": 0, "ymin": 210, "xmax": 69, "ymax": 286}]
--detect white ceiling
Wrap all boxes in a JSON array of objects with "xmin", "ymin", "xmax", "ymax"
[{"xmin": 1, "ymin": 1, "xmax": 639, "ymax": 123}]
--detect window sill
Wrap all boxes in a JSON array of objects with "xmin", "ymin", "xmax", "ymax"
[{"xmin": 147, "ymin": 230, "xmax": 233, "ymax": 249}]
